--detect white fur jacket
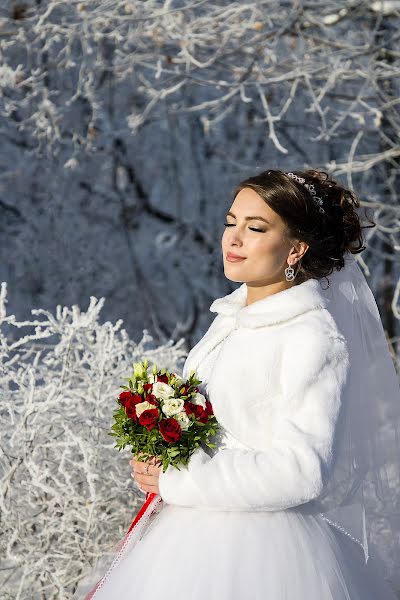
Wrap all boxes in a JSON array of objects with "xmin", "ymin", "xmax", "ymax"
[{"xmin": 158, "ymin": 277, "xmax": 350, "ymax": 512}]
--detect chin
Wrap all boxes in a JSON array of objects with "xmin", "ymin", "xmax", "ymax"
[{"xmin": 223, "ymin": 267, "xmax": 246, "ymax": 283}]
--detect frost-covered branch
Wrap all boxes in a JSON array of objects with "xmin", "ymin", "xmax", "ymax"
[
  {"xmin": 1, "ymin": 1, "xmax": 400, "ymax": 160},
  {"xmin": 0, "ymin": 281, "xmax": 187, "ymax": 599}
]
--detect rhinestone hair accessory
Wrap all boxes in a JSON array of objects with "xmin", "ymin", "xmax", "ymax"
[{"xmin": 286, "ymin": 172, "xmax": 325, "ymax": 214}]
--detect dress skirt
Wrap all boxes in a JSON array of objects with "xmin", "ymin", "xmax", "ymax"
[{"xmin": 89, "ymin": 499, "xmax": 398, "ymax": 600}]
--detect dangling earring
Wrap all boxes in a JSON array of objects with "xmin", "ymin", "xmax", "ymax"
[
  {"xmin": 285, "ymin": 263, "xmax": 295, "ymax": 281},
  {"xmin": 285, "ymin": 259, "xmax": 301, "ymax": 282}
]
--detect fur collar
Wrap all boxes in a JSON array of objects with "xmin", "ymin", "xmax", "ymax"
[{"xmin": 209, "ymin": 278, "xmax": 328, "ymax": 328}]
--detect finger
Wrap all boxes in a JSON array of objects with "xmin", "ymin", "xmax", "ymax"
[
  {"xmin": 133, "ymin": 462, "xmax": 155, "ymax": 476},
  {"xmin": 137, "ymin": 480, "xmax": 158, "ymax": 491},
  {"xmin": 135, "ymin": 474, "xmax": 156, "ymax": 489},
  {"xmin": 131, "ymin": 471, "xmax": 151, "ymax": 488},
  {"xmin": 130, "ymin": 456, "xmax": 162, "ymax": 474}
]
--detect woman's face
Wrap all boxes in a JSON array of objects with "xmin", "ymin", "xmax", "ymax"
[{"xmin": 222, "ymin": 187, "xmax": 298, "ymax": 286}]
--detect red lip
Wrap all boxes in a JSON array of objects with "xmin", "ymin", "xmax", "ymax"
[{"xmin": 226, "ymin": 252, "xmax": 246, "ymax": 262}]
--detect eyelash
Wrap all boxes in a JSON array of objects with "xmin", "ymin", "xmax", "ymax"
[{"xmin": 223, "ymin": 223, "xmax": 266, "ymax": 233}]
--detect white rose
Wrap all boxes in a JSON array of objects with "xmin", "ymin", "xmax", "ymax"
[
  {"xmin": 136, "ymin": 401, "xmax": 156, "ymax": 417},
  {"xmin": 162, "ymin": 397, "xmax": 185, "ymax": 417},
  {"xmin": 152, "ymin": 381, "xmax": 175, "ymax": 401},
  {"xmin": 174, "ymin": 411, "xmax": 191, "ymax": 430},
  {"xmin": 191, "ymin": 391, "xmax": 207, "ymax": 409}
]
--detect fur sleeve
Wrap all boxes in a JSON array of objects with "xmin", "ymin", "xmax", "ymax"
[{"xmin": 158, "ymin": 324, "xmax": 350, "ymax": 511}]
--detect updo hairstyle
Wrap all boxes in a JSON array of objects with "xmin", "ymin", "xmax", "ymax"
[{"xmin": 232, "ymin": 169, "xmax": 375, "ymax": 287}]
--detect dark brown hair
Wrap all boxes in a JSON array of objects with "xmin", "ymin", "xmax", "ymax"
[{"xmin": 232, "ymin": 169, "xmax": 375, "ymax": 287}]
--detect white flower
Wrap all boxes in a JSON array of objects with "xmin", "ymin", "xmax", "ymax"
[
  {"xmin": 191, "ymin": 391, "xmax": 206, "ymax": 409},
  {"xmin": 136, "ymin": 401, "xmax": 156, "ymax": 417},
  {"xmin": 162, "ymin": 397, "xmax": 185, "ymax": 417},
  {"xmin": 148, "ymin": 373, "xmax": 157, "ymax": 384},
  {"xmin": 152, "ymin": 381, "xmax": 175, "ymax": 401},
  {"xmin": 174, "ymin": 411, "xmax": 191, "ymax": 430}
]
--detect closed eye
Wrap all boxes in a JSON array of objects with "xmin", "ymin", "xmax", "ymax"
[{"xmin": 223, "ymin": 223, "xmax": 266, "ymax": 233}]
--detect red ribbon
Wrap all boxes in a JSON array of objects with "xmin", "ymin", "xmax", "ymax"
[
  {"xmin": 127, "ymin": 491, "xmax": 157, "ymax": 533},
  {"xmin": 83, "ymin": 492, "xmax": 157, "ymax": 599}
]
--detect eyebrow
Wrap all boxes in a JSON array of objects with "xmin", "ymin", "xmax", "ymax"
[{"xmin": 226, "ymin": 211, "xmax": 272, "ymax": 225}]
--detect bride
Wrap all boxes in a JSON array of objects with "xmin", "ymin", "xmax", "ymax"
[{"xmin": 77, "ymin": 169, "xmax": 400, "ymax": 599}]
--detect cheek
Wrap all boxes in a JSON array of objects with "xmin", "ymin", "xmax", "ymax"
[
  {"xmin": 250, "ymin": 234, "xmax": 279, "ymax": 253},
  {"xmin": 249, "ymin": 235, "xmax": 287, "ymax": 266},
  {"xmin": 221, "ymin": 229, "xmax": 230, "ymax": 247}
]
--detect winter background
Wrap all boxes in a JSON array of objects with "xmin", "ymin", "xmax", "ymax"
[{"xmin": 1, "ymin": 1, "xmax": 400, "ymax": 598}]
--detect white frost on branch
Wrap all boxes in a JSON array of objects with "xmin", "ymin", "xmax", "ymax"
[
  {"xmin": 0, "ymin": 281, "xmax": 187, "ymax": 599},
  {"xmin": 0, "ymin": 62, "xmax": 24, "ymax": 91},
  {"xmin": 0, "ymin": 0, "xmax": 399, "ymax": 161},
  {"xmin": 370, "ymin": 1, "xmax": 400, "ymax": 14}
]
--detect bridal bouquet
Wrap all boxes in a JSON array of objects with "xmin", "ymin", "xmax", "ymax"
[{"xmin": 109, "ymin": 359, "xmax": 220, "ymax": 472}]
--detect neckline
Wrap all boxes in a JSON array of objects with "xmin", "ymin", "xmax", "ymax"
[{"xmin": 209, "ymin": 277, "xmax": 328, "ymax": 327}]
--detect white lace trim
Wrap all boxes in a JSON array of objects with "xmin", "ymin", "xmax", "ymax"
[{"xmin": 318, "ymin": 513, "xmax": 369, "ymax": 564}]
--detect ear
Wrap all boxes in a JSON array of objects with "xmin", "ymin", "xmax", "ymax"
[{"xmin": 289, "ymin": 240, "xmax": 309, "ymax": 263}]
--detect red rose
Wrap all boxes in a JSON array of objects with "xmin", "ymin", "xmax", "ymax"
[
  {"xmin": 143, "ymin": 383, "xmax": 153, "ymax": 393},
  {"xmin": 184, "ymin": 402, "xmax": 208, "ymax": 423},
  {"xmin": 138, "ymin": 408, "xmax": 160, "ymax": 431},
  {"xmin": 125, "ymin": 399, "xmax": 139, "ymax": 420},
  {"xmin": 205, "ymin": 399, "xmax": 213, "ymax": 416},
  {"xmin": 119, "ymin": 390, "xmax": 143, "ymax": 405},
  {"xmin": 198, "ymin": 404, "xmax": 208, "ymax": 423},
  {"xmin": 159, "ymin": 418, "xmax": 182, "ymax": 443},
  {"xmin": 184, "ymin": 401, "xmax": 194, "ymax": 416},
  {"xmin": 119, "ymin": 392, "xmax": 144, "ymax": 421},
  {"xmin": 157, "ymin": 374, "xmax": 169, "ymax": 384},
  {"xmin": 118, "ymin": 390, "xmax": 135, "ymax": 407},
  {"xmin": 198, "ymin": 409, "xmax": 208, "ymax": 424},
  {"xmin": 146, "ymin": 393, "xmax": 158, "ymax": 406}
]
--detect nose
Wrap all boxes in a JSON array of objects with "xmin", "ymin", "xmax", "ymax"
[{"xmin": 225, "ymin": 227, "xmax": 243, "ymax": 246}]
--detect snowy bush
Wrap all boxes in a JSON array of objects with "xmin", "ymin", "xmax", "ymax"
[{"xmin": 0, "ymin": 282, "xmax": 187, "ymax": 599}]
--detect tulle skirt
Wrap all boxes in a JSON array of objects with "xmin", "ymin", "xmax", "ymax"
[{"xmin": 86, "ymin": 500, "xmax": 398, "ymax": 600}]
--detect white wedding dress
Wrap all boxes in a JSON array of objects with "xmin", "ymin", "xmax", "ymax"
[{"xmin": 87, "ymin": 340, "xmax": 399, "ymax": 600}]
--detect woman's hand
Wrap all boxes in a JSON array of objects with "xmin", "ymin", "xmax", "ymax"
[{"xmin": 129, "ymin": 452, "xmax": 163, "ymax": 495}]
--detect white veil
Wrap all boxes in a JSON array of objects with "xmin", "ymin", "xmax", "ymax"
[{"xmin": 310, "ymin": 250, "xmax": 400, "ymax": 589}]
